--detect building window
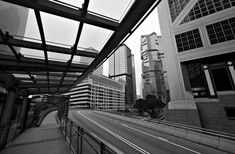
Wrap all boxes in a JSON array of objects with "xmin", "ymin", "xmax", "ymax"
[
  {"xmin": 168, "ymin": 0, "xmax": 191, "ymax": 22},
  {"xmin": 186, "ymin": 63, "xmax": 209, "ymax": 98},
  {"xmin": 225, "ymin": 107, "xmax": 235, "ymax": 120},
  {"xmin": 181, "ymin": 0, "xmax": 235, "ymax": 24},
  {"xmin": 211, "ymin": 67, "xmax": 234, "ymax": 91},
  {"xmin": 206, "ymin": 17, "xmax": 235, "ymax": 45},
  {"xmin": 175, "ymin": 29, "xmax": 203, "ymax": 52}
]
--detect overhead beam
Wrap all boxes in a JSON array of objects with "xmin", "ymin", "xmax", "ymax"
[
  {"xmin": 16, "ymin": 77, "xmax": 75, "ymax": 82},
  {"xmin": 1, "ymin": 0, "xmax": 118, "ymax": 30},
  {"xmin": 0, "ymin": 54, "xmax": 88, "ymax": 71},
  {"xmin": 29, "ymin": 89, "xmax": 68, "ymax": 95},
  {"xmin": 19, "ymin": 83, "xmax": 71, "ymax": 88},
  {"xmin": 34, "ymin": 10, "xmax": 49, "ymax": 92},
  {"xmin": 72, "ymin": 0, "xmax": 161, "ymax": 87},
  {"xmin": 0, "ymin": 30, "xmax": 21, "ymax": 60},
  {"xmin": 14, "ymin": 72, "xmax": 79, "ymax": 78},
  {"xmin": 34, "ymin": 10, "xmax": 48, "ymax": 63},
  {"xmin": 0, "ymin": 34, "xmax": 98, "ymax": 58},
  {"xmin": 1, "ymin": 67, "xmax": 83, "ymax": 72},
  {"xmin": 59, "ymin": 0, "xmax": 89, "ymax": 93}
]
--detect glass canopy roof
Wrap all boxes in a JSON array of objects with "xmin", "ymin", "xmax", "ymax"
[{"xmin": 0, "ymin": 0, "xmax": 161, "ymax": 95}]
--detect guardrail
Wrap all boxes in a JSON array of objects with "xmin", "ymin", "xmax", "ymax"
[
  {"xmin": 147, "ymin": 118, "xmax": 235, "ymax": 139},
  {"xmin": 59, "ymin": 115, "xmax": 117, "ymax": 154},
  {"xmin": 97, "ymin": 111, "xmax": 235, "ymax": 153}
]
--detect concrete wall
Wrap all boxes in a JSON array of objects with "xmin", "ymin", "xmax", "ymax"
[
  {"xmin": 165, "ymin": 109, "xmax": 201, "ymax": 127},
  {"xmin": 196, "ymin": 94, "xmax": 235, "ymax": 134}
]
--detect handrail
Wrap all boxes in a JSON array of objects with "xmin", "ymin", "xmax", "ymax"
[
  {"xmin": 146, "ymin": 118, "xmax": 235, "ymax": 140},
  {"xmin": 59, "ymin": 115, "xmax": 117, "ymax": 154},
  {"xmin": 108, "ymin": 111, "xmax": 235, "ymax": 140},
  {"xmin": 0, "ymin": 118, "xmax": 25, "ymax": 151}
]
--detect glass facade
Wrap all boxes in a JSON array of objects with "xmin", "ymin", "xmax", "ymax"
[
  {"xmin": 109, "ymin": 45, "xmax": 129, "ymax": 82},
  {"xmin": 206, "ymin": 17, "xmax": 235, "ymax": 45},
  {"xmin": 175, "ymin": 29, "xmax": 203, "ymax": 52},
  {"xmin": 168, "ymin": 0, "xmax": 191, "ymax": 22},
  {"xmin": 181, "ymin": 0, "xmax": 235, "ymax": 24}
]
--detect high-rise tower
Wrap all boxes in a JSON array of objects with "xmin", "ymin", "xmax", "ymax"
[
  {"xmin": 109, "ymin": 44, "xmax": 136, "ymax": 107},
  {"xmin": 140, "ymin": 32, "xmax": 166, "ymax": 101}
]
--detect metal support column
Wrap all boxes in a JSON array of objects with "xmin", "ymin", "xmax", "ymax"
[
  {"xmin": 0, "ymin": 89, "xmax": 17, "ymax": 125},
  {"xmin": 22, "ymin": 98, "xmax": 31, "ymax": 131},
  {"xmin": 19, "ymin": 96, "xmax": 28, "ymax": 128}
]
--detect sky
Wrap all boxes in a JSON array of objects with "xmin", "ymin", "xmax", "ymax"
[{"xmin": 22, "ymin": 0, "xmax": 161, "ymax": 96}]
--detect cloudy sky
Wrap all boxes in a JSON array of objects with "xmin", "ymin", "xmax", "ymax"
[{"xmin": 22, "ymin": 0, "xmax": 161, "ymax": 95}]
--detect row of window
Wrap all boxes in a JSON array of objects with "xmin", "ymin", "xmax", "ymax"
[
  {"xmin": 181, "ymin": 0, "xmax": 235, "ymax": 24},
  {"xmin": 168, "ymin": 0, "xmax": 191, "ymax": 22},
  {"xmin": 206, "ymin": 17, "xmax": 235, "ymax": 44},
  {"xmin": 175, "ymin": 29, "xmax": 203, "ymax": 52},
  {"xmin": 175, "ymin": 17, "xmax": 235, "ymax": 52}
]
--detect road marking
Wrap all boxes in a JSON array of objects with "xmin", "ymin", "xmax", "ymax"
[
  {"xmin": 90, "ymin": 132, "xmax": 125, "ymax": 154},
  {"xmin": 78, "ymin": 111, "xmax": 150, "ymax": 154},
  {"xmin": 121, "ymin": 124, "xmax": 201, "ymax": 154}
]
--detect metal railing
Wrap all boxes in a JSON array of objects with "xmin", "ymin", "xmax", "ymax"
[
  {"xmin": 59, "ymin": 115, "xmax": 117, "ymax": 154},
  {"xmin": 0, "ymin": 118, "xmax": 24, "ymax": 151}
]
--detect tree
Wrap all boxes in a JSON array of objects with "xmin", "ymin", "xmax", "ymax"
[
  {"xmin": 145, "ymin": 94, "xmax": 166, "ymax": 119},
  {"xmin": 134, "ymin": 99, "xmax": 145, "ymax": 116},
  {"xmin": 145, "ymin": 94, "xmax": 157, "ymax": 118}
]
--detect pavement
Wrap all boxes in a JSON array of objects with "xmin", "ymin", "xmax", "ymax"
[{"xmin": 1, "ymin": 111, "xmax": 71, "ymax": 154}]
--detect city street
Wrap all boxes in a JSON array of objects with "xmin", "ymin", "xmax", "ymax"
[{"xmin": 69, "ymin": 110, "xmax": 227, "ymax": 154}]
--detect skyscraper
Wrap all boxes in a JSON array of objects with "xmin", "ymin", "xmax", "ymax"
[
  {"xmin": 158, "ymin": 0, "xmax": 235, "ymax": 133},
  {"xmin": 109, "ymin": 44, "xmax": 136, "ymax": 107},
  {"xmin": 140, "ymin": 32, "xmax": 167, "ymax": 101},
  {"xmin": 80, "ymin": 47, "xmax": 103, "ymax": 75},
  {"xmin": 0, "ymin": 1, "xmax": 29, "ymax": 55}
]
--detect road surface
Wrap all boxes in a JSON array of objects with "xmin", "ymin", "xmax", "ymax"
[{"xmin": 69, "ymin": 110, "xmax": 227, "ymax": 154}]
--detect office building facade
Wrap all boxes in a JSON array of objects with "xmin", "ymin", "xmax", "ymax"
[
  {"xmin": 158, "ymin": 0, "xmax": 235, "ymax": 132},
  {"xmin": 0, "ymin": 1, "xmax": 29, "ymax": 55},
  {"xmin": 109, "ymin": 44, "xmax": 136, "ymax": 107},
  {"xmin": 140, "ymin": 32, "xmax": 167, "ymax": 102},
  {"xmin": 66, "ymin": 74, "xmax": 125, "ymax": 110}
]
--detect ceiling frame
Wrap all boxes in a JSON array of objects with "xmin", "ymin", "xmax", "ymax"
[{"xmin": 0, "ymin": 0, "xmax": 161, "ymax": 95}]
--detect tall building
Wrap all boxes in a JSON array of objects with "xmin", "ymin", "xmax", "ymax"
[
  {"xmin": 65, "ymin": 74, "xmax": 125, "ymax": 110},
  {"xmin": 158, "ymin": 0, "xmax": 235, "ymax": 133},
  {"xmin": 140, "ymin": 32, "xmax": 167, "ymax": 101},
  {"xmin": 80, "ymin": 47, "xmax": 103, "ymax": 75},
  {"xmin": 0, "ymin": 1, "xmax": 29, "ymax": 55},
  {"xmin": 109, "ymin": 44, "xmax": 136, "ymax": 107}
]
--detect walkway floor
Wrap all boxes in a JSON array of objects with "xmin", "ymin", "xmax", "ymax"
[{"xmin": 2, "ymin": 111, "xmax": 71, "ymax": 154}]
